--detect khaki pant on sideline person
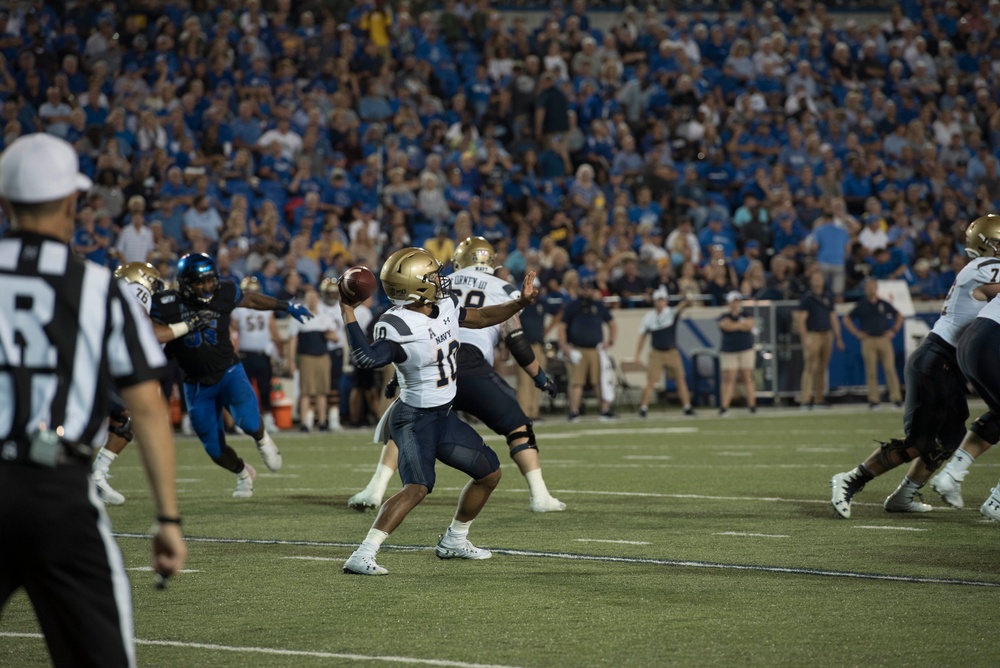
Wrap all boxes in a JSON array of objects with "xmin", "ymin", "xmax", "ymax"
[
  {"xmin": 861, "ymin": 337, "xmax": 902, "ymax": 405},
  {"xmin": 516, "ymin": 342, "xmax": 546, "ymax": 419},
  {"xmin": 800, "ymin": 331, "xmax": 833, "ymax": 405}
]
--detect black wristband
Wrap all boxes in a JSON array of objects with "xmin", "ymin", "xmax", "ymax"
[
  {"xmin": 156, "ymin": 515, "xmax": 182, "ymax": 525},
  {"xmin": 275, "ymin": 299, "xmax": 290, "ymax": 312}
]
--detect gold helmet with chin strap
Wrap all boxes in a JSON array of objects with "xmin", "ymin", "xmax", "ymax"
[
  {"xmin": 114, "ymin": 262, "xmax": 163, "ymax": 294},
  {"xmin": 452, "ymin": 236, "xmax": 496, "ymax": 273},
  {"xmin": 380, "ymin": 247, "xmax": 448, "ymax": 306},
  {"xmin": 966, "ymin": 214, "xmax": 1000, "ymax": 258},
  {"xmin": 319, "ymin": 277, "xmax": 340, "ymax": 304},
  {"xmin": 240, "ymin": 276, "xmax": 262, "ymax": 293}
]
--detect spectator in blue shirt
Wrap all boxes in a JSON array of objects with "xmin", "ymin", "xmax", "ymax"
[{"xmin": 807, "ymin": 213, "xmax": 852, "ymax": 300}]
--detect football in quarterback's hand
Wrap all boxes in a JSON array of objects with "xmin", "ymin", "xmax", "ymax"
[{"xmin": 339, "ymin": 266, "xmax": 377, "ymax": 306}]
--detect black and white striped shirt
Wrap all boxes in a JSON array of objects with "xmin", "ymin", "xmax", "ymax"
[{"xmin": 0, "ymin": 231, "xmax": 166, "ymax": 450}]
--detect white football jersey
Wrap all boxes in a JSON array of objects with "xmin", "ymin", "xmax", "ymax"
[
  {"xmin": 318, "ymin": 301, "xmax": 345, "ymax": 351},
  {"xmin": 120, "ymin": 279, "xmax": 153, "ymax": 315},
  {"xmin": 231, "ymin": 307, "xmax": 273, "ymax": 353},
  {"xmin": 449, "ymin": 267, "xmax": 520, "ymax": 365},
  {"xmin": 373, "ymin": 295, "xmax": 462, "ymax": 407},
  {"xmin": 937, "ymin": 256, "xmax": 1000, "ymax": 343}
]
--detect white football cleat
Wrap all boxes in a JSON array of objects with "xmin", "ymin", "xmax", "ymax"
[
  {"xmin": 348, "ymin": 489, "xmax": 383, "ymax": 511},
  {"xmin": 255, "ymin": 432, "xmax": 282, "ymax": 472},
  {"xmin": 883, "ymin": 490, "xmax": 932, "ymax": 513},
  {"xmin": 93, "ymin": 471, "xmax": 125, "ymax": 506},
  {"xmin": 830, "ymin": 472, "xmax": 857, "ymax": 519},
  {"xmin": 181, "ymin": 414, "xmax": 194, "ymax": 437},
  {"xmin": 233, "ymin": 464, "xmax": 256, "ymax": 499},
  {"xmin": 529, "ymin": 496, "xmax": 567, "ymax": 512},
  {"xmin": 930, "ymin": 471, "xmax": 966, "ymax": 509},
  {"xmin": 980, "ymin": 488, "xmax": 1000, "ymax": 522},
  {"xmin": 343, "ymin": 552, "xmax": 388, "ymax": 575},
  {"xmin": 435, "ymin": 531, "xmax": 492, "ymax": 560}
]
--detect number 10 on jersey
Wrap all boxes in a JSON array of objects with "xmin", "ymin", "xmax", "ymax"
[{"xmin": 435, "ymin": 340, "xmax": 460, "ymax": 387}]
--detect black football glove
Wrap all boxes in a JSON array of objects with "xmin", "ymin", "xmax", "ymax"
[
  {"xmin": 108, "ymin": 416, "xmax": 134, "ymax": 443},
  {"xmin": 184, "ymin": 310, "xmax": 218, "ymax": 332},
  {"xmin": 533, "ymin": 369, "xmax": 558, "ymax": 398},
  {"xmin": 384, "ymin": 373, "xmax": 399, "ymax": 399}
]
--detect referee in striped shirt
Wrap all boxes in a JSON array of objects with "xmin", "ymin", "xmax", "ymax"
[{"xmin": 0, "ymin": 134, "xmax": 186, "ymax": 667}]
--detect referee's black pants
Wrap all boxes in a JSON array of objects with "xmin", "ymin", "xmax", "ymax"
[
  {"xmin": 240, "ymin": 351, "xmax": 273, "ymax": 412},
  {"xmin": 0, "ymin": 460, "xmax": 135, "ymax": 667}
]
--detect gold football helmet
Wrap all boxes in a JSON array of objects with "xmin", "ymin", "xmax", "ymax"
[
  {"xmin": 966, "ymin": 214, "xmax": 1000, "ymax": 258},
  {"xmin": 319, "ymin": 277, "xmax": 340, "ymax": 305},
  {"xmin": 114, "ymin": 262, "xmax": 163, "ymax": 294},
  {"xmin": 452, "ymin": 236, "xmax": 496, "ymax": 273},
  {"xmin": 240, "ymin": 276, "xmax": 262, "ymax": 293},
  {"xmin": 380, "ymin": 247, "xmax": 447, "ymax": 306}
]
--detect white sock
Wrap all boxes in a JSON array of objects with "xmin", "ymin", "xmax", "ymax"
[
  {"xmin": 93, "ymin": 449, "xmax": 116, "ymax": 475},
  {"xmin": 328, "ymin": 407, "xmax": 340, "ymax": 428},
  {"xmin": 358, "ymin": 528, "xmax": 389, "ymax": 556},
  {"xmin": 640, "ymin": 404, "xmax": 648, "ymax": 411},
  {"xmin": 525, "ymin": 468, "xmax": 550, "ymax": 500},
  {"xmin": 944, "ymin": 448, "xmax": 975, "ymax": 478},
  {"xmin": 367, "ymin": 463, "xmax": 395, "ymax": 498},
  {"xmin": 683, "ymin": 403, "xmax": 691, "ymax": 410},
  {"xmin": 447, "ymin": 519, "xmax": 473, "ymax": 540},
  {"xmin": 894, "ymin": 476, "xmax": 922, "ymax": 501},
  {"xmin": 304, "ymin": 410, "xmax": 314, "ymax": 430}
]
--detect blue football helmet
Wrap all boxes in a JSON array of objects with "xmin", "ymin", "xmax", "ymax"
[{"xmin": 177, "ymin": 253, "xmax": 220, "ymax": 303}]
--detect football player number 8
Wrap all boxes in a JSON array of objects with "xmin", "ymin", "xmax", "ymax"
[{"xmin": 435, "ymin": 340, "xmax": 460, "ymax": 387}]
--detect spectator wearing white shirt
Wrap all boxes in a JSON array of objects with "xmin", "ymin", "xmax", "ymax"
[
  {"xmin": 257, "ymin": 117, "xmax": 303, "ymax": 162},
  {"xmin": 115, "ymin": 196, "xmax": 156, "ymax": 263},
  {"xmin": 858, "ymin": 214, "xmax": 889, "ymax": 254},
  {"xmin": 38, "ymin": 87, "xmax": 74, "ymax": 139}
]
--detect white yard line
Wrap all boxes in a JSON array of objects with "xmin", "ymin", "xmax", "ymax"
[
  {"xmin": 574, "ymin": 539, "xmax": 652, "ymax": 545},
  {"xmin": 852, "ymin": 526, "xmax": 929, "ymax": 532},
  {"xmin": 0, "ymin": 633, "xmax": 527, "ymax": 668},
  {"xmin": 714, "ymin": 532, "xmax": 790, "ymax": 539}
]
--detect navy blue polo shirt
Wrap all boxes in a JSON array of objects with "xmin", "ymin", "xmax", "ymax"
[
  {"xmin": 798, "ymin": 290, "xmax": 836, "ymax": 332},
  {"xmin": 563, "ymin": 297, "xmax": 612, "ymax": 348},
  {"xmin": 719, "ymin": 311, "xmax": 754, "ymax": 352},
  {"xmin": 848, "ymin": 298, "xmax": 898, "ymax": 336}
]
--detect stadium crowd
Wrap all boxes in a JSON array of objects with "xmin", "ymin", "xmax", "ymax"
[{"xmin": 1, "ymin": 0, "xmax": 999, "ymax": 311}]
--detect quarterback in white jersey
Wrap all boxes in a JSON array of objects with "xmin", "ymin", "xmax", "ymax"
[
  {"xmin": 349, "ymin": 237, "xmax": 565, "ymax": 515},
  {"xmin": 832, "ymin": 215, "xmax": 1000, "ymax": 519},
  {"xmin": 93, "ymin": 262, "xmax": 214, "ymax": 505},
  {"xmin": 340, "ymin": 246, "xmax": 537, "ymax": 576}
]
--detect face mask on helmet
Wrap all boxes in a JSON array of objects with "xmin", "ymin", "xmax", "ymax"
[
  {"xmin": 380, "ymin": 248, "xmax": 450, "ymax": 306},
  {"xmin": 178, "ymin": 254, "xmax": 220, "ymax": 304}
]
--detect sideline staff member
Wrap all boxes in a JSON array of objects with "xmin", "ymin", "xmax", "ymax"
[
  {"xmin": 634, "ymin": 286, "xmax": 695, "ymax": 417},
  {"xmin": 795, "ymin": 271, "xmax": 844, "ymax": 408},
  {"xmin": 841, "ymin": 278, "xmax": 903, "ymax": 409},
  {"xmin": 0, "ymin": 134, "xmax": 186, "ymax": 667},
  {"xmin": 559, "ymin": 278, "xmax": 618, "ymax": 421}
]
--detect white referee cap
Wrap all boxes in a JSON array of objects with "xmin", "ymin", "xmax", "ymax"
[
  {"xmin": 652, "ymin": 286, "xmax": 669, "ymax": 301},
  {"xmin": 0, "ymin": 133, "xmax": 93, "ymax": 204}
]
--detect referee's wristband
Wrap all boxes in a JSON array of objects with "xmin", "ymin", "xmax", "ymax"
[{"xmin": 156, "ymin": 515, "xmax": 182, "ymax": 526}]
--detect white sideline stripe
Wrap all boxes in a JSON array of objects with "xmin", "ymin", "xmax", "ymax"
[
  {"xmin": 126, "ymin": 567, "xmax": 203, "ymax": 573},
  {"xmin": 175, "ymin": 479, "xmax": 202, "ymax": 483},
  {"xmin": 0, "ymin": 633, "xmax": 526, "ymax": 668},
  {"xmin": 714, "ymin": 532, "xmax": 790, "ymax": 539},
  {"xmin": 853, "ymin": 525, "xmax": 929, "ymax": 532},
  {"xmin": 575, "ymin": 539, "xmax": 652, "ymax": 545},
  {"xmin": 716, "ymin": 452, "xmax": 753, "ymax": 457},
  {"xmin": 797, "ymin": 448, "xmax": 847, "ymax": 453},
  {"xmin": 488, "ymin": 427, "xmax": 700, "ymax": 441},
  {"xmin": 282, "ymin": 556, "xmax": 340, "ymax": 561},
  {"xmin": 111, "ymin": 533, "xmax": 1000, "ymax": 588}
]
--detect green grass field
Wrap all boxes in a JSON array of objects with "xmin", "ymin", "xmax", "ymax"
[{"xmin": 4, "ymin": 405, "xmax": 1000, "ymax": 667}]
